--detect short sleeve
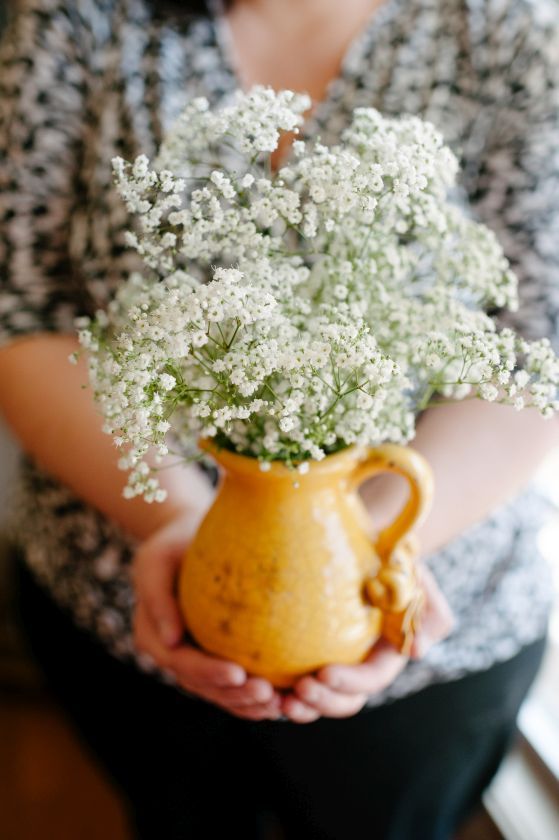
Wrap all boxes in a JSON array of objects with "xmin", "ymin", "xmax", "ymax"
[
  {"xmin": 465, "ymin": 8, "xmax": 559, "ymax": 355},
  {"xmin": 0, "ymin": 0, "xmax": 89, "ymax": 349}
]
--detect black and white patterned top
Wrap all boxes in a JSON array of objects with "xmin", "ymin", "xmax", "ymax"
[{"xmin": 1, "ymin": 0, "xmax": 559, "ymax": 707}]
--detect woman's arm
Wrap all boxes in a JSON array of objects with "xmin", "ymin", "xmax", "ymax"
[
  {"xmin": 360, "ymin": 399, "xmax": 559, "ymax": 557},
  {"xmin": 0, "ymin": 333, "xmax": 214, "ymax": 541}
]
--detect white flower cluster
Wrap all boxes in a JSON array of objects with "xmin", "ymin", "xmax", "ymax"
[{"xmin": 77, "ymin": 86, "xmax": 559, "ymax": 501}]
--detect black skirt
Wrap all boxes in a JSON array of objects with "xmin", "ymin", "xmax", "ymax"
[{"xmin": 13, "ymin": 555, "xmax": 547, "ymax": 840}]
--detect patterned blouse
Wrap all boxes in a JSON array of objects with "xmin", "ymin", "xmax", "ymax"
[{"xmin": 1, "ymin": 0, "xmax": 559, "ymax": 709}]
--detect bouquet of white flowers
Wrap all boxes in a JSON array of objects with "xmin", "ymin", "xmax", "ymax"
[{"xmin": 75, "ymin": 86, "xmax": 559, "ymax": 502}]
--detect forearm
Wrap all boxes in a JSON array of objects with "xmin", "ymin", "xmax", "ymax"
[
  {"xmin": 0, "ymin": 334, "xmax": 215, "ymax": 541},
  {"xmin": 360, "ymin": 398, "xmax": 559, "ymax": 557}
]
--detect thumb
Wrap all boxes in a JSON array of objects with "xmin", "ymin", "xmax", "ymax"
[
  {"xmin": 410, "ymin": 564, "xmax": 454, "ymax": 659},
  {"xmin": 132, "ymin": 537, "xmax": 187, "ymax": 649}
]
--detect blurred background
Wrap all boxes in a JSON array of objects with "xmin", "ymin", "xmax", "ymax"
[{"xmin": 0, "ymin": 0, "xmax": 558, "ymax": 837}]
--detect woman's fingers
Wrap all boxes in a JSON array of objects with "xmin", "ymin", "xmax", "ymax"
[
  {"xmin": 278, "ymin": 643, "xmax": 406, "ymax": 720},
  {"xmin": 316, "ymin": 640, "xmax": 408, "ymax": 695},
  {"xmin": 166, "ymin": 645, "xmax": 248, "ymax": 688},
  {"xmin": 210, "ymin": 684, "xmax": 284, "ymax": 720},
  {"xmin": 134, "ymin": 601, "xmax": 246, "ymax": 687},
  {"xmin": 131, "ymin": 510, "xmax": 213, "ymax": 650},
  {"xmin": 292, "ymin": 676, "xmax": 368, "ymax": 718},
  {"xmin": 215, "ymin": 696, "xmax": 283, "ymax": 721},
  {"xmin": 132, "ymin": 542, "xmax": 185, "ymax": 649},
  {"xmin": 281, "ymin": 695, "xmax": 322, "ymax": 723},
  {"xmin": 217, "ymin": 677, "xmax": 276, "ymax": 705},
  {"xmin": 133, "ymin": 602, "xmax": 282, "ymax": 719},
  {"xmin": 409, "ymin": 564, "xmax": 455, "ymax": 658}
]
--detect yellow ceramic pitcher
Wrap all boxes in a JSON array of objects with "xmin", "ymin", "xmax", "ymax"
[{"xmin": 179, "ymin": 439, "xmax": 433, "ymax": 688}]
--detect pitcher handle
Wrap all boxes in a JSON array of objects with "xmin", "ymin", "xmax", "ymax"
[{"xmin": 349, "ymin": 444, "xmax": 434, "ymax": 618}]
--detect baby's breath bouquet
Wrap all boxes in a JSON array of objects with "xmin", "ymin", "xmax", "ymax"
[{"xmin": 77, "ymin": 87, "xmax": 559, "ymax": 502}]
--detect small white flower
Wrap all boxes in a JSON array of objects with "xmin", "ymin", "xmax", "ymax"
[
  {"xmin": 479, "ymin": 383, "xmax": 499, "ymax": 402},
  {"xmin": 159, "ymin": 373, "xmax": 176, "ymax": 391}
]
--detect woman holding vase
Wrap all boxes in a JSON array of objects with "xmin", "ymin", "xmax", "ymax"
[{"xmin": 1, "ymin": 0, "xmax": 558, "ymax": 837}]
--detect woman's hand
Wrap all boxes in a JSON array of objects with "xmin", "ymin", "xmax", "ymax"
[
  {"xmin": 131, "ymin": 512, "xmax": 284, "ymax": 721},
  {"xmin": 281, "ymin": 564, "xmax": 454, "ymax": 723}
]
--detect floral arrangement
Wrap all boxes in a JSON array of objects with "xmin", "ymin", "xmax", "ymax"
[{"xmin": 75, "ymin": 86, "xmax": 559, "ymax": 502}]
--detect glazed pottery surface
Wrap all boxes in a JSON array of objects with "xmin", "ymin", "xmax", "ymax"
[{"xmin": 179, "ymin": 439, "xmax": 433, "ymax": 687}]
